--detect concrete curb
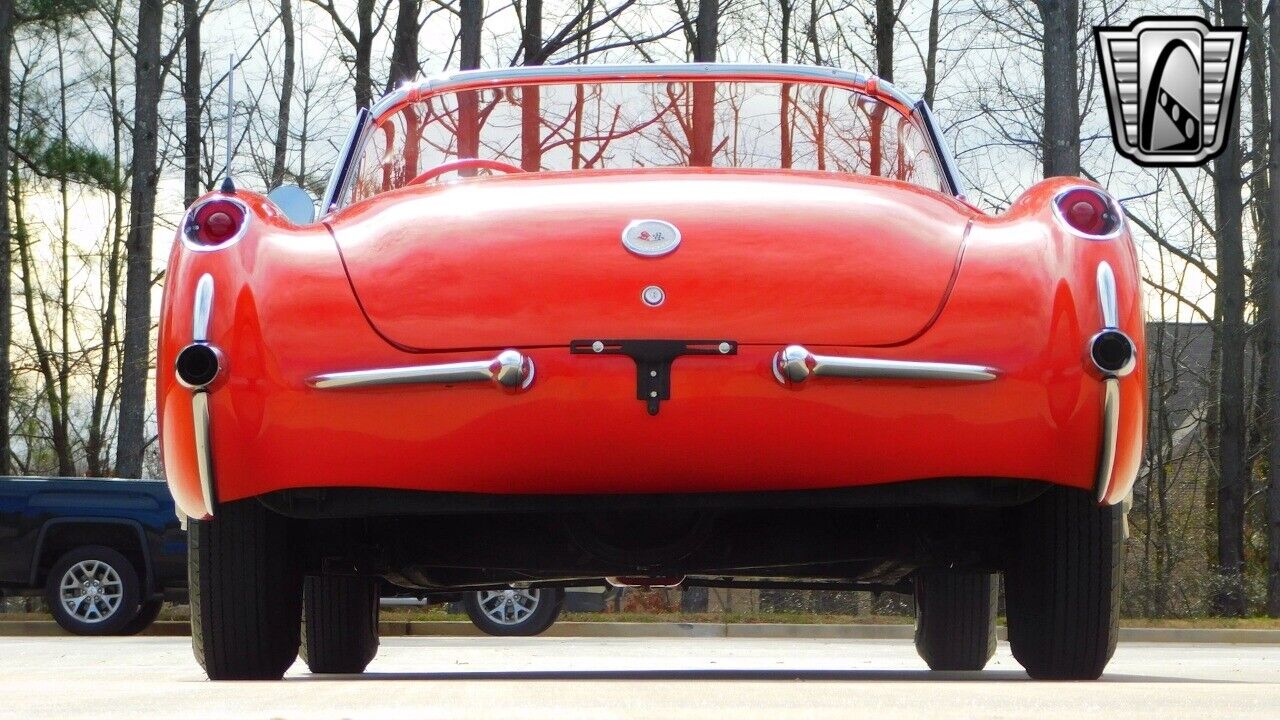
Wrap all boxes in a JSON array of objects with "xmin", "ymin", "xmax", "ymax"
[{"xmin": 2, "ymin": 620, "xmax": 1278, "ymax": 644}]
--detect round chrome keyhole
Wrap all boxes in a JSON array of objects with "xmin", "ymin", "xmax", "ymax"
[{"xmin": 642, "ymin": 285, "xmax": 665, "ymax": 307}]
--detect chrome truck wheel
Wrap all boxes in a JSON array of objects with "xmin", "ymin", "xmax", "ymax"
[
  {"xmin": 44, "ymin": 546, "xmax": 141, "ymax": 636},
  {"xmin": 464, "ymin": 587, "xmax": 565, "ymax": 636}
]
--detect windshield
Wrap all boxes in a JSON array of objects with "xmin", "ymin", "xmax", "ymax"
[{"xmin": 345, "ymin": 79, "xmax": 945, "ymax": 205}]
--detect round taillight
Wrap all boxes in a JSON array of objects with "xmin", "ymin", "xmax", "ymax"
[
  {"xmin": 1055, "ymin": 188, "xmax": 1121, "ymax": 237},
  {"xmin": 187, "ymin": 199, "xmax": 246, "ymax": 247}
]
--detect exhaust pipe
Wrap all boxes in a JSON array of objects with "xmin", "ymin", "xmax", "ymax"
[
  {"xmin": 1088, "ymin": 329, "xmax": 1136, "ymax": 378},
  {"xmin": 175, "ymin": 343, "xmax": 224, "ymax": 389}
]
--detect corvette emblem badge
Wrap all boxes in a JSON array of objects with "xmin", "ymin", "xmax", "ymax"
[{"xmin": 622, "ymin": 219, "xmax": 681, "ymax": 257}]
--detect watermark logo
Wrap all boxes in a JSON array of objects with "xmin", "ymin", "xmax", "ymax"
[{"xmin": 1095, "ymin": 16, "xmax": 1246, "ymax": 167}]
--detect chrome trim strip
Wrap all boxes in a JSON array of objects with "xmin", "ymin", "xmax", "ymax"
[
  {"xmin": 370, "ymin": 63, "xmax": 918, "ymax": 119},
  {"xmin": 1096, "ymin": 261, "xmax": 1118, "ymax": 328},
  {"xmin": 1051, "ymin": 187, "xmax": 1127, "ymax": 240},
  {"xmin": 773, "ymin": 345, "xmax": 996, "ymax": 385},
  {"xmin": 192, "ymin": 391, "xmax": 217, "ymax": 516},
  {"xmin": 322, "ymin": 106, "xmax": 371, "ymax": 212},
  {"xmin": 914, "ymin": 100, "xmax": 964, "ymax": 198},
  {"xmin": 309, "ymin": 350, "xmax": 535, "ymax": 390},
  {"xmin": 192, "ymin": 274, "xmax": 214, "ymax": 342},
  {"xmin": 1095, "ymin": 377, "xmax": 1120, "ymax": 502},
  {"xmin": 181, "ymin": 197, "xmax": 251, "ymax": 252}
]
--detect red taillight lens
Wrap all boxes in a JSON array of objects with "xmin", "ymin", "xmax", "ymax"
[
  {"xmin": 187, "ymin": 199, "xmax": 246, "ymax": 246},
  {"xmin": 1055, "ymin": 188, "xmax": 1120, "ymax": 237}
]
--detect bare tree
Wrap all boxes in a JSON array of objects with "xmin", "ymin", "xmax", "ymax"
[
  {"xmin": 117, "ymin": 0, "xmax": 166, "ymax": 478},
  {"xmin": 0, "ymin": 0, "xmax": 12, "ymax": 474},
  {"xmin": 387, "ymin": 0, "xmax": 421, "ymax": 91},
  {"xmin": 308, "ymin": 0, "xmax": 387, "ymax": 109},
  {"xmin": 1266, "ymin": 0, "xmax": 1280, "ymax": 619},
  {"xmin": 271, "ymin": 0, "xmax": 296, "ymax": 187},
  {"xmin": 873, "ymin": 0, "xmax": 898, "ymax": 81},
  {"xmin": 183, "ymin": 0, "xmax": 203, "ymax": 205},
  {"xmin": 1210, "ymin": 0, "xmax": 1248, "ymax": 618},
  {"xmin": 1034, "ymin": 0, "xmax": 1079, "ymax": 177}
]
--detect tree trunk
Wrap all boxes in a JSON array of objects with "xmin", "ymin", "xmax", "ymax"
[
  {"xmin": 183, "ymin": 0, "xmax": 202, "ymax": 205},
  {"xmin": 1246, "ymin": 0, "xmax": 1273, "ymax": 556},
  {"xmin": 923, "ymin": 0, "xmax": 940, "ymax": 106},
  {"xmin": 1211, "ymin": 0, "xmax": 1248, "ymax": 618},
  {"xmin": 690, "ymin": 0, "xmax": 717, "ymax": 167},
  {"xmin": 88, "ymin": 3, "xmax": 127, "ymax": 476},
  {"xmin": 117, "ymin": 0, "xmax": 166, "ymax": 478},
  {"xmin": 1035, "ymin": 0, "xmax": 1080, "ymax": 177},
  {"xmin": 0, "ymin": 0, "xmax": 12, "ymax": 475},
  {"xmin": 874, "ymin": 0, "xmax": 895, "ymax": 81},
  {"xmin": 520, "ymin": 0, "xmax": 543, "ymax": 171},
  {"xmin": 457, "ymin": 0, "xmax": 483, "ymax": 162},
  {"xmin": 354, "ymin": 0, "xmax": 375, "ymax": 108},
  {"xmin": 1266, "ymin": 0, "xmax": 1280, "ymax": 619},
  {"xmin": 387, "ymin": 0, "xmax": 420, "ymax": 92},
  {"xmin": 271, "ymin": 0, "xmax": 295, "ymax": 188}
]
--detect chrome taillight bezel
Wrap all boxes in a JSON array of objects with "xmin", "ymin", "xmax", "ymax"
[
  {"xmin": 182, "ymin": 196, "xmax": 250, "ymax": 252},
  {"xmin": 1051, "ymin": 186, "xmax": 1125, "ymax": 240}
]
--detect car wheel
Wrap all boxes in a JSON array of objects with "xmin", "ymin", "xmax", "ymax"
[
  {"xmin": 45, "ymin": 546, "xmax": 142, "ymax": 636},
  {"xmin": 464, "ymin": 587, "xmax": 564, "ymax": 636},
  {"xmin": 913, "ymin": 570, "xmax": 998, "ymax": 671},
  {"xmin": 189, "ymin": 500, "xmax": 302, "ymax": 680},
  {"xmin": 300, "ymin": 575, "xmax": 380, "ymax": 674},
  {"xmin": 1005, "ymin": 486, "xmax": 1122, "ymax": 680},
  {"xmin": 121, "ymin": 597, "xmax": 165, "ymax": 636}
]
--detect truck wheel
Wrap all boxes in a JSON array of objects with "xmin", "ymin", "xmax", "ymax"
[
  {"xmin": 913, "ymin": 571, "xmax": 998, "ymax": 671},
  {"xmin": 464, "ymin": 587, "xmax": 564, "ymax": 636},
  {"xmin": 1005, "ymin": 486, "xmax": 1122, "ymax": 680},
  {"xmin": 300, "ymin": 575, "xmax": 380, "ymax": 674},
  {"xmin": 189, "ymin": 500, "xmax": 302, "ymax": 680},
  {"xmin": 121, "ymin": 597, "xmax": 164, "ymax": 635},
  {"xmin": 45, "ymin": 546, "xmax": 141, "ymax": 636}
]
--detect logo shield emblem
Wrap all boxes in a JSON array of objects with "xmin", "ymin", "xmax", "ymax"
[{"xmin": 1095, "ymin": 16, "xmax": 1246, "ymax": 166}]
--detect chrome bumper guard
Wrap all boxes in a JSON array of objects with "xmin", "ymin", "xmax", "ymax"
[{"xmin": 309, "ymin": 350, "xmax": 535, "ymax": 390}]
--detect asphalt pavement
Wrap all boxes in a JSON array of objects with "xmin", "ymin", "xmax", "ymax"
[{"xmin": 1, "ymin": 635, "xmax": 1276, "ymax": 719}]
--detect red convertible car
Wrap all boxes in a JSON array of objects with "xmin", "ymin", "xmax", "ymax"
[{"xmin": 159, "ymin": 64, "xmax": 1144, "ymax": 680}]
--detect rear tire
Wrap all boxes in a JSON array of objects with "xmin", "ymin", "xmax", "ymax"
[
  {"xmin": 1005, "ymin": 486, "xmax": 1123, "ymax": 680},
  {"xmin": 121, "ymin": 597, "xmax": 165, "ymax": 635},
  {"xmin": 464, "ymin": 587, "xmax": 564, "ymax": 636},
  {"xmin": 189, "ymin": 500, "xmax": 302, "ymax": 680},
  {"xmin": 913, "ymin": 571, "xmax": 998, "ymax": 671},
  {"xmin": 300, "ymin": 575, "xmax": 380, "ymax": 674}
]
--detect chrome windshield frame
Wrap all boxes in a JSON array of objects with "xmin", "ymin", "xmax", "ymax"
[{"xmin": 322, "ymin": 63, "xmax": 959, "ymax": 214}]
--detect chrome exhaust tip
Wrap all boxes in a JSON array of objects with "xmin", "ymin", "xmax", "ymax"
[
  {"xmin": 176, "ymin": 343, "xmax": 223, "ymax": 389},
  {"xmin": 1089, "ymin": 329, "xmax": 1136, "ymax": 378}
]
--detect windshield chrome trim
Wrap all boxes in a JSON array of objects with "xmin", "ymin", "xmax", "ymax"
[
  {"xmin": 369, "ymin": 63, "xmax": 917, "ymax": 119},
  {"xmin": 914, "ymin": 100, "xmax": 964, "ymax": 198},
  {"xmin": 325, "ymin": 64, "xmax": 949, "ymax": 215},
  {"xmin": 322, "ymin": 106, "xmax": 371, "ymax": 213}
]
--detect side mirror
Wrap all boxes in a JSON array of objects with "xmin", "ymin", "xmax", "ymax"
[{"xmin": 267, "ymin": 184, "xmax": 317, "ymax": 225}]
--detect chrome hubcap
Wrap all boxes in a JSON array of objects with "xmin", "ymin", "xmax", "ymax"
[
  {"xmin": 477, "ymin": 588, "xmax": 540, "ymax": 625},
  {"xmin": 59, "ymin": 560, "xmax": 123, "ymax": 623}
]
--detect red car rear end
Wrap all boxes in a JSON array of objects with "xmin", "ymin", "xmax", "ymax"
[{"xmin": 160, "ymin": 65, "xmax": 1143, "ymax": 681}]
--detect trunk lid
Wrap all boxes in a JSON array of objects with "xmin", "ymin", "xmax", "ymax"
[{"xmin": 327, "ymin": 170, "xmax": 970, "ymax": 351}]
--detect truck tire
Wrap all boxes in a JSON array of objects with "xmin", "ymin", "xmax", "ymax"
[
  {"xmin": 913, "ymin": 571, "xmax": 998, "ymax": 671},
  {"xmin": 189, "ymin": 500, "xmax": 302, "ymax": 680},
  {"xmin": 45, "ymin": 545, "xmax": 142, "ymax": 636},
  {"xmin": 464, "ymin": 587, "xmax": 564, "ymax": 636},
  {"xmin": 1005, "ymin": 486, "xmax": 1123, "ymax": 680},
  {"xmin": 300, "ymin": 575, "xmax": 380, "ymax": 674},
  {"xmin": 122, "ymin": 597, "xmax": 164, "ymax": 635}
]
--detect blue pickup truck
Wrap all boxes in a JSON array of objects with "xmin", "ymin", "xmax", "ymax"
[{"xmin": 0, "ymin": 477, "xmax": 187, "ymax": 635}]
